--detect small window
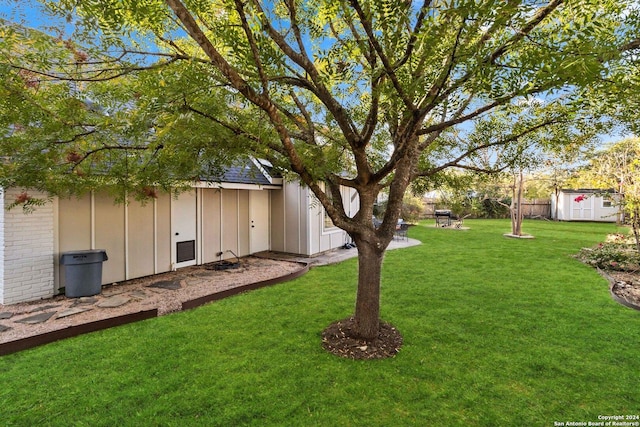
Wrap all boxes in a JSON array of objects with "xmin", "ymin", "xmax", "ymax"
[
  {"xmin": 320, "ymin": 183, "xmax": 337, "ymax": 231},
  {"xmin": 324, "ymin": 208, "xmax": 336, "ymax": 230},
  {"xmin": 602, "ymin": 198, "xmax": 613, "ymax": 208}
]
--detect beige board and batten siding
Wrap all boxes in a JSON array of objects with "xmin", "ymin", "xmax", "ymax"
[
  {"xmin": 270, "ymin": 181, "xmax": 357, "ymax": 256},
  {"xmin": 156, "ymin": 194, "xmax": 172, "ymax": 272},
  {"xmin": 200, "ymin": 188, "xmax": 271, "ymax": 263},
  {"xmin": 201, "ymin": 187, "xmax": 261, "ymax": 262},
  {"xmin": 201, "ymin": 188, "xmax": 222, "ymax": 264},
  {"xmin": 57, "ymin": 191, "xmax": 172, "ymax": 289},
  {"xmin": 56, "ymin": 188, "xmax": 259, "ymax": 291},
  {"xmin": 94, "ymin": 192, "xmax": 126, "ymax": 283},
  {"xmin": 219, "ymin": 189, "xmax": 251, "ymax": 260},
  {"xmin": 238, "ymin": 190, "xmax": 250, "ymax": 257},
  {"xmin": 269, "ymin": 187, "xmax": 286, "ymax": 253},
  {"xmin": 127, "ymin": 198, "xmax": 158, "ymax": 279}
]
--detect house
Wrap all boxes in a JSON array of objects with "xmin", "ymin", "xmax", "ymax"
[
  {"xmin": 550, "ymin": 189, "xmax": 621, "ymax": 222},
  {"xmin": 0, "ymin": 159, "xmax": 359, "ymax": 305}
]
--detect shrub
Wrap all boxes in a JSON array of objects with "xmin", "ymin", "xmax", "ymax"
[{"xmin": 576, "ymin": 235, "xmax": 640, "ymax": 271}]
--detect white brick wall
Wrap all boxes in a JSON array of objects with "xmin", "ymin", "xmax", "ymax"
[
  {"xmin": 0, "ymin": 189, "xmax": 4, "ymax": 303},
  {"xmin": 0, "ymin": 188, "xmax": 55, "ymax": 304}
]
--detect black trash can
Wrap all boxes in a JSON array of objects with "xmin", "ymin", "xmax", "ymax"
[{"xmin": 60, "ymin": 250, "xmax": 108, "ymax": 298}]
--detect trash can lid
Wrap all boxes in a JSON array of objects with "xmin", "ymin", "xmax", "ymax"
[{"xmin": 60, "ymin": 249, "xmax": 108, "ymax": 264}]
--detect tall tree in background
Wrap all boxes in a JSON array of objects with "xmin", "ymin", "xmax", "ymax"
[
  {"xmin": 575, "ymin": 138, "xmax": 640, "ymax": 252},
  {"xmin": 1, "ymin": 1, "xmax": 638, "ymax": 352}
]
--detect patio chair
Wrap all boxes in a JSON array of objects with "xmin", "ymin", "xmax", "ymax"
[
  {"xmin": 452, "ymin": 214, "xmax": 471, "ymax": 229},
  {"xmin": 394, "ymin": 222, "xmax": 409, "ymax": 240}
]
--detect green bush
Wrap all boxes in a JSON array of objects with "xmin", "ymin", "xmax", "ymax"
[{"xmin": 480, "ymin": 197, "xmax": 510, "ymax": 218}]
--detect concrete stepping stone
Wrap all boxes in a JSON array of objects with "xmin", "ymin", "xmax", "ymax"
[
  {"xmin": 15, "ymin": 312, "xmax": 56, "ymax": 324},
  {"xmin": 147, "ymin": 280, "xmax": 182, "ymax": 290},
  {"xmin": 96, "ymin": 295, "xmax": 131, "ymax": 308},
  {"xmin": 29, "ymin": 304, "xmax": 61, "ymax": 313},
  {"xmin": 70, "ymin": 297, "xmax": 98, "ymax": 307},
  {"xmin": 0, "ymin": 312, "xmax": 13, "ymax": 319},
  {"xmin": 129, "ymin": 290, "xmax": 148, "ymax": 300},
  {"xmin": 185, "ymin": 278, "xmax": 205, "ymax": 286},
  {"xmin": 56, "ymin": 307, "xmax": 92, "ymax": 319},
  {"xmin": 0, "ymin": 324, "xmax": 11, "ymax": 333}
]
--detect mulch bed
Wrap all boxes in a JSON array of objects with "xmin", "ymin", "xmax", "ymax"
[
  {"xmin": 321, "ymin": 316, "xmax": 403, "ymax": 360},
  {"xmin": 604, "ymin": 269, "xmax": 640, "ymax": 311}
]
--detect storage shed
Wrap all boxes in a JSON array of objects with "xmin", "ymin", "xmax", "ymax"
[{"xmin": 550, "ymin": 189, "xmax": 621, "ymax": 222}]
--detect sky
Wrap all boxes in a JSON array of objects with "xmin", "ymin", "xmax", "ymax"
[
  {"xmin": 0, "ymin": 1, "xmax": 73, "ymax": 35},
  {"xmin": 1, "ymin": 0, "xmax": 634, "ymax": 146}
]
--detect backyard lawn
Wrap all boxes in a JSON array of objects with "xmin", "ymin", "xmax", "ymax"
[{"xmin": 1, "ymin": 219, "xmax": 639, "ymax": 426}]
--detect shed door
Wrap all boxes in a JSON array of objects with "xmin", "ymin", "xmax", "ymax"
[
  {"xmin": 250, "ymin": 191, "xmax": 270, "ymax": 254},
  {"xmin": 172, "ymin": 190, "xmax": 197, "ymax": 268},
  {"xmin": 571, "ymin": 195, "xmax": 594, "ymax": 220}
]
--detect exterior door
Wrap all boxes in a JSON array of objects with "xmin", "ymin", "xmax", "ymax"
[
  {"xmin": 250, "ymin": 191, "xmax": 270, "ymax": 254},
  {"xmin": 171, "ymin": 190, "xmax": 197, "ymax": 268},
  {"xmin": 571, "ymin": 195, "xmax": 594, "ymax": 220}
]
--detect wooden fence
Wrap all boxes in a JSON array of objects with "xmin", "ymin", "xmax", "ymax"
[
  {"xmin": 519, "ymin": 199, "xmax": 551, "ymax": 219},
  {"xmin": 423, "ymin": 198, "xmax": 551, "ymax": 219}
]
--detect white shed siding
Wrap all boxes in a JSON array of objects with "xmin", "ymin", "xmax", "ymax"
[
  {"xmin": 551, "ymin": 190, "xmax": 619, "ymax": 222},
  {"xmin": 0, "ymin": 188, "xmax": 55, "ymax": 304}
]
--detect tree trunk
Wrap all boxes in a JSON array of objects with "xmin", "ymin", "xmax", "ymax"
[
  {"xmin": 632, "ymin": 206, "xmax": 640, "ymax": 254},
  {"xmin": 352, "ymin": 234, "xmax": 386, "ymax": 340},
  {"xmin": 515, "ymin": 171, "xmax": 524, "ymax": 236},
  {"xmin": 510, "ymin": 176, "xmax": 517, "ymax": 235}
]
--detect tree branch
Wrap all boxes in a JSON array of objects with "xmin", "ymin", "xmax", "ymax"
[
  {"xmin": 415, "ymin": 116, "xmax": 566, "ymax": 178},
  {"xmin": 392, "ymin": 0, "xmax": 432, "ymax": 70},
  {"xmin": 234, "ymin": 0, "xmax": 270, "ymax": 94},
  {"xmin": 348, "ymin": 0, "xmax": 416, "ymax": 111},
  {"xmin": 418, "ymin": 0, "xmax": 564, "ymax": 119},
  {"xmin": 68, "ymin": 144, "xmax": 148, "ymax": 171},
  {"xmin": 249, "ymin": 0, "xmax": 363, "ymax": 148}
]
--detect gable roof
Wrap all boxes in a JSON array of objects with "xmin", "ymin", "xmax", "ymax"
[
  {"xmin": 216, "ymin": 162, "xmax": 272, "ymax": 186},
  {"xmin": 560, "ymin": 188, "xmax": 618, "ymax": 194},
  {"xmin": 199, "ymin": 159, "xmax": 281, "ymax": 187}
]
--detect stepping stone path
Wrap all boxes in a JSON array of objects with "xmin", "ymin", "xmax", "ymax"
[
  {"xmin": 1, "ymin": 290, "xmax": 141, "ymax": 335},
  {"xmin": 185, "ymin": 277, "xmax": 206, "ymax": 287},
  {"xmin": 0, "ymin": 312, "xmax": 12, "ymax": 332},
  {"xmin": 96, "ymin": 295, "xmax": 131, "ymax": 308},
  {"xmin": 148, "ymin": 280, "xmax": 182, "ymax": 290},
  {"xmin": 75, "ymin": 297, "xmax": 98, "ymax": 305},
  {"xmin": 28, "ymin": 304, "xmax": 61, "ymax": 313},
  {"xmin": 15, "ymin": 312, "xmax": 56, "ymax": 324},
  {"xmin": 56, "ymin": 307, "xmax": 92, "ymax": 319},
  {"xmin": 130, "ymin": 290, "xmax": 148, "ymax": 300}
]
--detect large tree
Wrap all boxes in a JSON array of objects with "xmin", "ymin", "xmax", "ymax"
[
  {"xmin": 574, "ymin": 138, "xmax": 640, "ymax": 252},
  {"xmin": 2, "ymin": 1, "xmax": 639, "ymax": 352}
]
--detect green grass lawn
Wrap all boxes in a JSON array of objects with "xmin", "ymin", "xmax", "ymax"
[{"xmin": 2, "ymin": 219, "xmax": 639, "ymax": 426}]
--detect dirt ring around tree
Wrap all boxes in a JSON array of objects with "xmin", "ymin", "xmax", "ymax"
[{"xmin": 321, "ymin": 316, "xmax": 403, "ymax": 360}]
